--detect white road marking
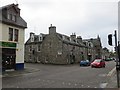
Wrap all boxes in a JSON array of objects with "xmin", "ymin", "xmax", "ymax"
[
  {"xmin": 75, "ymin": 84, "xmax": 77, "ymax": 86},
  {"xmin": 107, "ymin": 67, "xmax": 116, "ymax": 77},
  {"xmin": 81, "ymin": 85, "xmax": 84, "ymax": 87},
  {"xmin": 100, "ymin": 83, "xmax": 108, "ymax": 88},
  {"xmin": 99, "ymin": 74, "xmax": 107, "ymax": 77},
  {"xmin": 68, "ymin": 83, "xmax": 71, "ymax": 85}
]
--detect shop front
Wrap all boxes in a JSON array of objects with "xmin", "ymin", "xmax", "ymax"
[{"xmin": 1, "ymin": 41, "xmax": 16, "ymax": 71}]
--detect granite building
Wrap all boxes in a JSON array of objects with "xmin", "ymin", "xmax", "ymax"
[
  {"xmin": 25, "ymin": 25, "xmax": 102, "ymax": 64},
  {"xmin": 25, "ymin": 25, "xmax": 94, "ymax": 64},
  {"xmin": 83, "ymin": 36, "xmax": 102, "ymax": 59}
]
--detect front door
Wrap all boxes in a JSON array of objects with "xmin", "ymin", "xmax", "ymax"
[{"xmin": 2, "ymin": 48, "xmax": 16, "ymax": 70}]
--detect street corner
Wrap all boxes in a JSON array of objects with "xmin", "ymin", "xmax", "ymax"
[
  {"xmin": 2, "ymin": 67, "xmax": 40, "ymax": 77},
  {"xmin": 106, "ymin": 67, "xmax": 117, "ymax": 88}
]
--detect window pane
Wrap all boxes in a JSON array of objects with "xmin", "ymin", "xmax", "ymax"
[
  {"xmin": 7, "ymin": 14, "xmax": 10, "ymax": 19},
  {"xmin": 38, "ymin": 45, "xmax": 41, "ymax": 51},
  {"xmin": 10, "ymin": 14, "xmax": 12, "ymax": 20},
  {"xmin": 9, "ymin": 28, "xmax": 13, "ymax": 41},
  {"xmin": 12, "ymin": 15, "xmax": 16, "ymax": 21},
  {"xmin": 14, "ymin": 29, "xmax": 19, "ymax": 42}
]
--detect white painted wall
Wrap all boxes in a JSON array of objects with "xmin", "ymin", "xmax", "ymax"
[{"xmin": 0, "ymin": 23, "xmax": 25, "ymax": 63}]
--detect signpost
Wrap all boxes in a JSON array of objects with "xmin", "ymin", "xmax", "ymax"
[
  {"xmin": 118, "ymin": 1, "xmax": 120, "ymax": 88},
  {"xmin": 114, "ymin": 30, "xmax": 119, "ymax": 88}
]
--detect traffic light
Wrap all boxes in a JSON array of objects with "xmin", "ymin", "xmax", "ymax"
[{"xmin": 108, "ymin": 34, "xmax": 112, "ymax": 46}]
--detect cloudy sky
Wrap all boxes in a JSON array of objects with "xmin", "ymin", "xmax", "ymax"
[{"xmin": 1, "ymin": 0, "xmax": 119, "ymax": 51}]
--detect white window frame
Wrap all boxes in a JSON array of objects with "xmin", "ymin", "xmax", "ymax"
[
  {"xmin": 31, "ymin": 34, "xmax": 34, "ymax": 42},
  {"xmin": 39, "ymin": 34, "xmax": 43, "ymax": 41},
  {"xmin": 9, "ymin": 27, "xmax": 19, "ymax": 42}
]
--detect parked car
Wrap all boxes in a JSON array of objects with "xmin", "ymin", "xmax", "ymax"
[
  {"xmin": 105, "ymin": 58, "xmax": 113, "ymax": 61},
  {"xmin": 91, "ymin": 59, "xmax": 105, "ymax": 68},
  {"xmin": 80, "ymin": 60, "xmax": 90, "ymax": 66}
]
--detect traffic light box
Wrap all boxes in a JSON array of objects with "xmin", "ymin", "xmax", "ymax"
[{"xmin": 108, "ymin": 34, "xmax": 112, "ymax": 46}]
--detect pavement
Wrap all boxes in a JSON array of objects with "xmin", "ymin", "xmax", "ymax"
[
  {"xmin": 106, "ymin": 67, "xmax": 119, "ymax": 88},
  {"xmin": 2, "ymin": 67, "xmax": 40, "ymax": 77}
]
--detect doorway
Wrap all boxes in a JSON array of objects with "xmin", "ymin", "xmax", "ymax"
[{"xmin": 2, "ymin": 48, "xmax": 16, "ymax": 70}]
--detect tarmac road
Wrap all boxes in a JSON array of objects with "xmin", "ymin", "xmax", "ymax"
[{"xmin": 2, "ymin": 61, "xmax": 116, "ymax": 88}]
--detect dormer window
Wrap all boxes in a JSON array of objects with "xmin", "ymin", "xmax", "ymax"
[
  {"xmin": 31, "ymin": 34, "xmax": 34, "ymax": 42},
  {"xmin": 39, "ymin": 34, "xmax": 43, "ymax": 41},
  {"xmin": 12, "ymin": 15, "xmax": 16, "ymax": 21},
  {"xmin": 62, "ymin": 35, "xmax": 65, "ymax": 40},
  {"xmin": 8, "ymin": 14, "xmax": 12, "ymax": 20},
  {"xmin": 70, "ymin": 38, "xmax": 72, "ymax": 42},
  {"xmin": 7, "ymin": 14, "xmax": 16, "ymax": 22}
]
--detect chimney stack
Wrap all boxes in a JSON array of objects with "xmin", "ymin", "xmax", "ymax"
[{"xmin": 49, "ymin": 24, "xmax": 56, "ymax": 34}]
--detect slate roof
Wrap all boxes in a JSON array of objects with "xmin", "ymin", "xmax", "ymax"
[
  {"xmin": 25, "ymin": 32, "xmax": 86, "ymax": 47},
  {"xmin": 56, "ymin": 33, "xmax": 86, "ymax": 47},
  {"xmin": 0, "ymin": 3, "xmax": 27, "ymax": 28},
  {"xmin": 83, "ymin": 38, "xmax": 102, "ymax": 47},
  {"xmin": 25, "ymin": 33, "xmax": 47, "ymax": 45}
]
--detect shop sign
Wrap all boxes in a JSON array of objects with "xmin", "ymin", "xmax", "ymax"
[{"xmin": 0, "ymin": 41, "xmax": 16, "ymax": 48}]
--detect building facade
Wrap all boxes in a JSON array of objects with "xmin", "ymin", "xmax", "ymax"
[
  {"xmin": 0, "ymin": 4, "xmax": 27, "ymax": 70},
  {"xmin": 83, "ymin": 36, "xmax": 102, "ymax": 59},
  {"xmin": 102, "ymin": 47, "xmax": 110, "ymax": 59},
  {"xmin": 83, "ymin": 40, "xmax": 96, "ymax": 61},
  {"xmin": 25, "ymin": 25, "xmax": 97, "ymax": 64}
]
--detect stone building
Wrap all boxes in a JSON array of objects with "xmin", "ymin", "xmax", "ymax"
[
  {"xmin": 83, "ymin": 36, "xmax": 102, "ymax": 59},
  {"xmin": 83, "ymin": 40, "xmax": 96, "ymax": 61},
  {"xmin": 102, "ymin": 47, "xmax": 110, "ymax": 59},
  {"xmin": 0, "ymin": 4, "xmax": 27, "ymax": 70},
  {"xmin": 25, "ymin": 25, "xmax": 96, "ymax": 64}
]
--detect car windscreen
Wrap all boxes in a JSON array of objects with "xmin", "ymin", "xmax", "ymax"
[{"xmin": 94, "ymin": 59, "xmax": 101, "ymax": 62}]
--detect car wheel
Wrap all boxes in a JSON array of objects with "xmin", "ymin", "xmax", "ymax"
[{"xmin": 103, "ymin": 65, "xmax": 105, "ymax": 68}]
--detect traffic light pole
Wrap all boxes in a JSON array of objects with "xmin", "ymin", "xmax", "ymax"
[{"xmin": 114, "ymin": 30, "xmax": 119, "ymax": 88}]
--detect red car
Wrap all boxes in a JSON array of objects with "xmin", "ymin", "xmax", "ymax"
[{"xmin": 91, "ymin": 59, "xmax": 105, "ymax": 68}]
